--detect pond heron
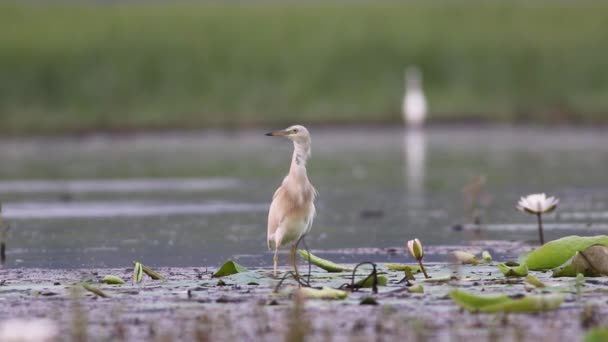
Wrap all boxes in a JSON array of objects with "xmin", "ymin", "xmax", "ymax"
[{"xmin": 265, "ymin": 125, "xmax": 317, "ymax": 277}]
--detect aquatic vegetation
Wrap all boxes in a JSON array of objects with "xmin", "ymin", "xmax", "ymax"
[
  {"xmin": 524, "ymin": 275, "xmax": 545, "ymax": 288},
  {"xmin": 212, "ymin": 260, "xmax": 249, "ymax": 278},
  {"xmin": 584, "ymin": 328, "xmax": 608, "ymax": 342},
  {"xmin": 132, "ymin": 261, "xmax": 165, "ymax": 280},
  {"xmin": 407, "ymin": 239, "xmax": 430, "ymax": 278},
  {"xmin": 498, "ymin": 263, "xmax": 528, "ymax": 277},
  {"xmin": 355, "ymin": 275, "xmax": 388, "ymax": 288},
  {"xmin": 523, "ymin": 235, "xmax": 608, "ymax": 270},
  {"xmin": 133, "ymin": 262, "xmax": 144, "ymax": 284},
  {"xmin": 297, "ymin": 250, "xmax": 352, "ymax": 272},
  {"xmin": 298, "ymin": 287, "xmax": 348, "ymax": 300},
  {"xmin": 101, "ymin": 275, "xmax": 126, "ymax": 285},
  {"xmin": 409, "ymin": 284, "xmax": 424, "ymax": 293},
  {"xmin": 552, "ymin": 245, "xmax": 608, "ymax": 277},
  {"xmin": 449, "ymin": 290, "xmax": 564, "ymax": 313},
  {"xmin": 81, "ymin": 283, "xmax": 110, "ymax": 298},
  {"xmin": 517, "ymin": 193, "xmax": 559, "ymax": 245},
  {"xmin": 384, "ymin": 264, "xmax": 421, "ymax": 272},
  {"xmin": 450, "ymin": 251, "xmax": 481, "ymax": 265}
]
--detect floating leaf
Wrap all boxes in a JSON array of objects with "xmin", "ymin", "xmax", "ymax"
[
  {"xmin": 403, "ymin": 268, "xmax": 416, "ymax": 281},
  {"xmin": 449, "ymin": 251, "xmax": 480, "ymax": 265},
  {"xmin": 82, "ymin": 283, "xmax": 109, "ymax": 298},
  {"xmin": 525, "ymin": 275, "xmax": 545, "ymax": 288},
  {"xmin": 359, "ymin": 297, "xmax": 378, "ymax": 305},
  {"xmin": 552, "ymin": 245, "xmax": 608, "ymax": 277},
  {"xmin": 297, "ymin": 250, "xmax": 352, "ymax": 272},
  {"xmin": 355, "ymin": 275, "xmax": 388, "ymax": 288},
  {"xmin": 584, "ymin": 328, "xmax": 608, "ymax": 342},
  {"xmin": 132, "ymin": 261, "xmax": 165, "ymax": 280},
  {"xmin": 385, "ymin": 264, "xmax": 421, "ymax": 272},
  {"xmin": 133, "ymin": 262, "xmax": 143, "ymax": 284},
  {"xmin": 212, "ymin": 260, "xmax": 249, "ymax": 278},
  {"xmin": 298, "ymin": 286, "xmax": 347, "ymax": 300},
  {"xmin": 498, "ymin": 263, "xmax": 528, "ymax": 277},
  {"xmin": 101, "ymin": 275, "xmax": 125, "ymax": 285},
  {"xmin": 423, "ymin": 275, "xmax": 451, "ymax": 283},
  {"xmin": 449, "ymin": 290, "xmax": 564, "ymax": 313},
  {"xmin": 524, "ymin": 235, "xmax": 608, "ymax": 270},
  {"xmin": 409, "ymin": 284, "xmax": 424, "ymax": 293},
  {"xmin": 481, "ymin": 251, "xmax": 492, "ymax": 263}
]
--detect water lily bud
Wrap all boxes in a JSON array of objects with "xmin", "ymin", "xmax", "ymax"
[{"xmin": 407, "ymin": 238, "xmax": 424, "ymax": 260}]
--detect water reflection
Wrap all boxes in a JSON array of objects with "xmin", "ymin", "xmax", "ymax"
[{"xmin": 403, "ymin": 128, "xmax": 427, "ymax": 196}]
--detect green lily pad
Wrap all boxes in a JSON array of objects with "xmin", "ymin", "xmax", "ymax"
[
  {"xmin": 82, "ymin": 283, "xmax": 110, "ymax": 298},
  {"xmin": 298, "ymin": 286, "xmax": 347, "ymax": 300},
  {"xmin": 385, "ymin": 264, "xmax": 421, "ymax": 272},
  {"xmin": 409, "ymin": 284, "xmax": 424, "ymax": 293},
  {"xmin": 297, "ymin": 250, "xmax": 352, "ymax": 272},
  {"xmin": 212, "ymin": 260, "xmax": 249, "ymax": 278},
  {"xmin": 423, "ymin": 275, "xmax": 451, "ymax": 283},
  {"xmin": 524, "ymin": 235, "xmax": 608, "ymax": 270},
  {"xmin": 584, "ymin": 328, "xmax": 608, "ymax": 342},
  {"xmin": 101, "ymin": 275, "xmax": 125, "ymax": 285},
  {"xmin": 449, "ymin": 289, "xmax": 564, "ymax": 313},
  {"xmin": 498, "ymin": 263, "xmax": 528, "ymax": 277},
  {"xmin": 552, "ymin": 245, "xmax": 608, "ymax": 277},
  {"xmin": 133, "ymin": 262, "xmax": 143, "ymax": 284},
  {"xmin": 481, "ymin": 250, "xmax": 493, "ymax": 263},
  {"xmin": 132, "ymin": 261, "xmax": 165, "ymax": 280},
  {"xmin": 525, "ymin": 275, "xmax": 545, "ymax": 288},
  {"xmin": 450, "ymin": 251, "xmax": 480, "ymax": 265},
  {"xmin": 355, "ymin": 275, "xmax": 388, "ymax": 288}
]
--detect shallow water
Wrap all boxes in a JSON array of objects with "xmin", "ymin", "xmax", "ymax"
[{"xmin": 1, "ymin": 126, "xmax": 607, "ymax": 268}]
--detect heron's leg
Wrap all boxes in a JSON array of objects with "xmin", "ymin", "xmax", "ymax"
[
  {"xmin": 273, "ymin": 246, "xmax": 279, "ymax": 278},
  {"xmin": 290, "ymin": 244, "xmax": 301, "ymax": 283}
]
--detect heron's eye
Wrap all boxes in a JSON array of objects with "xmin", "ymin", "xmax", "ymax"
[{"xmin": 293, "ymin": 129, "xmax": 299, "ymax": 133}]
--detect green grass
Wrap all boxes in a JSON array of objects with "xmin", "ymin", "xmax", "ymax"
[{"xmin": 1, "ymin": 1, "xmax": 608, "ymax": 133}]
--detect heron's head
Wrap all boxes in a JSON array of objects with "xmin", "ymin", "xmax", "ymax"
[{"xmin": 265, "ymin": 125, "xmax": 310, "ymax": 145}]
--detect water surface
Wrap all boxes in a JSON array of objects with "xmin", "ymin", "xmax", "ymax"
[{"xmin": 1, "ymin": 126, "xmax": 607, "ymax": 268}]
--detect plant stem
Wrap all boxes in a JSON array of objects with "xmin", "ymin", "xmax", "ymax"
[
  {"xmin": 418, "ymin": 260, "xmax": 430, "ymax": 279},
  {"xmin": 536, "ymin": 213, "xmax": 545, "ymax": 245}
]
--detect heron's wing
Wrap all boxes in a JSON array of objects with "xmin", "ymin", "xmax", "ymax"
[{"xmin": 267, "ymin": 186, "xmax": 286, "ymax": 249}]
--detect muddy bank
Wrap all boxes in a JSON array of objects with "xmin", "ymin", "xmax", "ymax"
[{"xmin": 1, "ymin": 261, "xmax": 606, "ymax": 342}]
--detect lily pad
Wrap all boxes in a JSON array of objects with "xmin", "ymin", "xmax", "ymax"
[
  {"xmin": 385, "ymin": 264, "xmax": 421, "ymax": 272},
  {"xmin": 525, "ymin": 275, "xmax": 545, "ymax": 288},
  {"xmin": 450, "ymin": 251, "xmax": 480, "ymax": 265},
  {"xmin": 82, "ymin": 283, "xmax": 110, "ymax": 298},
  {"xmin": 584, "ymin": 328, "xmax": 608, "ymax": 342},
  {"xmin": 524, "ymin": 235, "xmax": 608, "ymax": 270},
  {"xmin": 298, "ymin": 286, "xmax": 347, "ymax": 300},
  {"xmin": 297, "ymin": 250, "xmax": 352, "ymax": 272},
  {"xmin": 552, "ymin": 245, "xmax": 608, "ymax": 277},
  {"xmin": 212, "ymin": 260, "xmax": 249, "ymax": 278},
  {"xmin": 498, "ymin": 263, "xmax": 528, "ymax": 277},
  {"xmin": 355, "ymin": 275, "xmax": 388, "ymax": 288},
  {"xmin": 409, "ymin": 284, "xmax": 424, "ymax": 293},
  {"xmin": 132, "ymin": 261, "xmax": 165, "ymax": 280},
  {"xmin": 133, "ymin": 262, "xmax": 143, "ymax": 284},
  {"xmin": 449, "ymin": 289, "xmax": 564, "ymax": 313},
  {"xmin": 481, "ymin": 250, "xmax": 493, "ymax": 263},
  {"xmin": 101, "ymin": 275, "xmax": 125, "ymax": 285}
]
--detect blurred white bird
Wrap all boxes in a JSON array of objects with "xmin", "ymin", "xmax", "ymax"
[
  {"xmin": 402, "ymin": 67, "xmax": 427, "ymax": 128},
  {"xmin": 265, "ymin": 125, "xmax": 317, "ymax": 277}
]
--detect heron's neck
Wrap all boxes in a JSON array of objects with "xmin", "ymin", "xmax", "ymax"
[{"xmin": 289, "ymin": 141, "xmax": 311, "ymax": 177}]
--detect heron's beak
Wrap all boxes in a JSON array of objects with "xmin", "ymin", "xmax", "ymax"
[{"xmin": 265, "ymin": 129, "xmax": 290, "ymax": 137}]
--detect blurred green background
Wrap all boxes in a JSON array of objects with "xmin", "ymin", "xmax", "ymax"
[{"xmin": 1, "ymin": 1, "xmax": 607, "ymax": 134}]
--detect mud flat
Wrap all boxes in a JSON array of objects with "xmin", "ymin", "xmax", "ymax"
[{"xmin": 1, "ymin": 260, "xmax": 607, "ymax": 342}]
